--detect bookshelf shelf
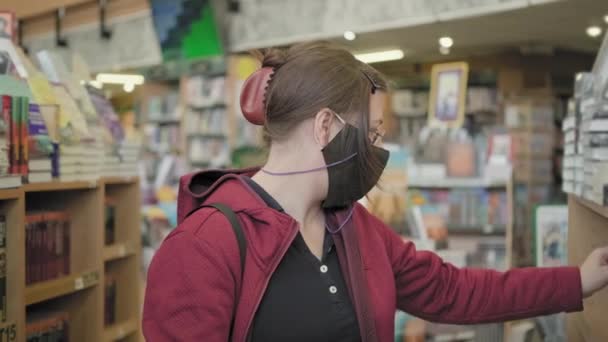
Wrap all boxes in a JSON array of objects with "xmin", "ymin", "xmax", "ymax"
[
  {"xmin": 103, "ymin": 243, "xmax": 136, "ymax": 262},
  {"xmin": 23, "ymin": 181, "xmax": 97, "ymax": 192},
  {"xmin": 567, "ymin": 195, "xmax": 608, "ymax": 340},
  {"xmin": 25, "ymin": 270, "xmax": 100, "ymax": 306},
  {"xmin": 407, "ymin": 177, "xmax": 508, "ymax": 189},
  {"xmin": 571, "ymin": 196, "xmax": 608, "ymax": 219},
  {"xmin": 0, "ymin": 188, "xmax": 22, "ymax": 200},
  {"xmin": 189, "ymin": 103, "xmax": 226, "ymax": 111},
  {"xmin": 0, "ymin": 178, "xmax": 142, "ymax": 341},
  {"xmin": 103, "ymin": 318, "xmax": 138, "ymax": 341},
  {"xmin": 102, "ymin": 177, "xmax": 138, "ymax": 185}
]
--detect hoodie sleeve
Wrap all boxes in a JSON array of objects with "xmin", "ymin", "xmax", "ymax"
[
  {"xmin": 377, "ymin": 218, "xmax": 583, "ymax": 324},
  {"xmin": 143, "ymin": 227, "xmax": 238, "ymax": 341}
]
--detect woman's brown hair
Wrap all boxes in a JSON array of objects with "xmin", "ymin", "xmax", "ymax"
[{"xmin": 252, "ymin": 41, "xmax": 389, "ymax": 194}]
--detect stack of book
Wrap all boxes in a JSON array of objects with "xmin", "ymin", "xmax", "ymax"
[
  {"xmin": 0, "ymin": 95, "xmax": 19, "ymax": 188},
  {"xmin": 27, "ymin": 103, "xmax": 53, "ymax": 183},
  {"xmin": 504, "ymin": 97, "xmax": 555, "ymax": 183},
  {"xmin": 0, "ymin": 216, "xmax": 6, "ymax": 323},
  {"xmin": 56, "ymin": 145, "xmax": 82, "ymax": 182},
  {"xmin": 25, "ymin": 212, "xmax": 70, "ymax": 285},
  {"xmin": 562, "ymin": 95, "xmax": 584, "ymax": 195},
  {"xmin": 407, "ymin": 189, "xmax": 509, "ymax": 231},
  {"xmin": 26, "ymin": 312, "xmax": 69, "ymax": 342},
  {"xmin": 584, "ymin": 101, "xmax": 608, "ymax": 204},
  {"xmin": 117, "ymin": 141, "xmax": 140, "ymax": 177}
]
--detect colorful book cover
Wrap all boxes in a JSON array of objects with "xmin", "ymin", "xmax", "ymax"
[
  {"xmin": 28, "ymin": 103, "xmax": 53, "ymax": 158},
  {"xmin": 1, "ymin": 96, "xmax": 10, "ymax": 174},
  {"xmin": 9, "ymin": 96, "xmax": 18, "ymax": 174},
  {"xmin": 20, "ymin": 96, "xmax": 29, "ymax": 175}
]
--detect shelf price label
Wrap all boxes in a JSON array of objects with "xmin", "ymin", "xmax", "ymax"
[
  {"xmin": 0, "ymin": 322, "xmax": 17, "ymax": 341},
  {"xmin": 74, "ymin": 277, "xmax": 84, "ymax": 290},
  {"xmin": 119, "ymin": 245, "xmax": 126, "ymax": 257}
]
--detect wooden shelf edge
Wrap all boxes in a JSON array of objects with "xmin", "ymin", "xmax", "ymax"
[
  {"xmin": 101, "ymin": 176, "xmax": 139, "ymax": 185},
  {"xmin": 23, "ymin": 180, "xmax": 98, "ymax": 192},
  {"xmin": 104, "ymin": 318, "xmax": 138, "ymax": 342},
  {"xmin": 0, "ymin": 188, "xmax": 22, "ymax": 200},
  {"xmin": 103, "ymin": 243, "xmax": 137, "ymax": 262},
  {"xmin": 25, "ymin": 270, "xmax": 100, "ymax": 305},
  {"xmin": 570, "ymin": 195, "xmax": 608, "ymax": 219}
]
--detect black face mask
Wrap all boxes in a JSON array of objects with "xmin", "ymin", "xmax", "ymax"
[
  {"xmin": 260, "ymin": 120, "xmax": 390, "ymax": 209},
  {"xmin": 321, "ymin": 123, "xmax": 389, "ymax": 209}
]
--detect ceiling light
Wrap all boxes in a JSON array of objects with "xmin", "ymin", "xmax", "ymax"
[
  {"xmin": 96, "ymin": 73, "xmax": 145, "ymax": 85},
  {"xmin": 604, "ymin": 15, "xmax": 608, "ymax": 24},
  {"xmin": 439, "ymin": 36, "xmax": 454, "ymax": 48},
  {"xmin": 439, "ymin": 46, "xmax": 451, "ymax": 55},
  {"xmin": 586, "ymin": 26, "xmax": 602, "ymax": 38},
  {"xmin": 123, "ymin": 83, "xmax": 135, "ymax": 93},
  {"xmin": 354, "ymin": 49, "xmax": 404, "ymax": 64},
  {"xmin": 343, "ymin": 31, "xmax": 356, "ymax": 41}
]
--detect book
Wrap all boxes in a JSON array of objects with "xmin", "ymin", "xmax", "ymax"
[
  {"xmin": 29, "ymin": 159, "xmax": 52, "ymax": 172},
  {"xmin": 0, "ymin": 38, "xmax": 26, "ymax": 77},
  {"xmin": 104, "ymin": 277, "xmax": 117, "ymax": 326},
  {"xmin": 26, "ymin": 311, "xmax": 69, "ymax": 342},
  {"xmin": 19, "ymin": 96, "xmax": 29, "ymax": 175},
  {"xmin": 9, "ymin": 96, "xmax": 17, "ymax": 174},
  {"xmin": 0, "ymin": 175, "xmax": 20, "ymax": 189},
  {"xmin": 25, "ymin": 212, "xmax": 70, "ymax": 285},
  {"xmin": 0, "ymin": 246, "xmax": 5, "ymax": 323},
  {"xmin": 27, "ymin": 103, "xmax": 53, "ymax": 159},
  {"xmin": 587, "ymin": 119, "xmax": 608, "ymax": 132},
  {"xmin": 27, "ymin": 172, "xmax": 52, "ymax": 183}
]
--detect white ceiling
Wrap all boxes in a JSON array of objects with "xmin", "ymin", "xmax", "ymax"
[{"xmin": 336, "ymin": 0, "xmax": 608, "ymax": 62}]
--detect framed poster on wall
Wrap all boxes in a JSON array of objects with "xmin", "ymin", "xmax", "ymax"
[
  {"xmin": 534, "ymin": 205, "xmax": 568, "ymax": 267},
  {"xmin": 428, "ymin": 62, "xmax": 469, "ymax": 128}
]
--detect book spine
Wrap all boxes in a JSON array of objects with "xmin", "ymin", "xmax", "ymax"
[
  {"xmin": 0, "ymin": 247, "xmax": 5, "ymax": 323},
  {"xmin": 1, "ymin": 96, "xmax": 9, "ymax": 175},
  {"xmin": 63, "ymin": 214, "xmax": 70, "ymax": 276},
  {"xmin": 20, "ymin": 97, "xmax": 29, "ymax": 176},
  {"xmin": 9, "ymin": 97, "xmax": 18, "ymax": 175}
]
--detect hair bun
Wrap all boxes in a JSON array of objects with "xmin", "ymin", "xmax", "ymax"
[
  {"xmin": 240, "ymin": 67, "xmax": 275, "ymax": 125},
  {"xmin": 259, "ymin": 47, "xmax": 287, "ymax": 68}
]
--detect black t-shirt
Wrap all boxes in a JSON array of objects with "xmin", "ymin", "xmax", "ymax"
[{"xmin": 244, "ymin": 177, "xmax": 361, "ymax": 342}]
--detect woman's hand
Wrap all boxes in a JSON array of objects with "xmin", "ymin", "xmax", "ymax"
[{"xmin": 580, "ymin": 246, "xmax": 608, "ymax": 298}]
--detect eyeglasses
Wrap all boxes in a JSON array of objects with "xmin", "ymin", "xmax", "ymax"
[{"xmin": 334, "ymin": 112, "xmax": 384, "ymax": 145}]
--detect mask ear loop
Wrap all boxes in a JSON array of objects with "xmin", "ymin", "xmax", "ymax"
[{"xmin": 325, "ymin": 206, "xmax": 356, "ymax": 234}]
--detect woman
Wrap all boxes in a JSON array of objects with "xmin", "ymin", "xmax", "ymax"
[{"xmin": 143, "ymin": 42, "xmax": 608, "ymax": 342}]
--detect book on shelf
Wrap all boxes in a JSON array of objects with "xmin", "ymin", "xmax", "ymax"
[
  {"xmin": 0, "ymin": 215, "xmax": 5, "ymax": 323},
  {"xmin": 25, "ymin": 212, "xmax": 70, "ymax": 285},
  {"xmin": 27, "ymin": 172, "xmax": 52, "ymax": 183},
  {"xmin": 26, "ymin": 311, "xmax": 69, "ymax": 342},
  {"xmin": 104, "ymin": 277, "xmax": 117, "ymax": 326}
]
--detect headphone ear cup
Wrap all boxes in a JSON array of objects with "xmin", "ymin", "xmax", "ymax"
[{"xmin": 239, "ymin": 67, "xmax": 274, "ymax": 125}]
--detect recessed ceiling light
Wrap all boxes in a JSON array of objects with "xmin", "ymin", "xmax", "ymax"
[
  {"xmin": 123, "ymin": 83, "xmax": 135, "ymax": 93},
  {"xmin": 604, "ymin": 15, "xmax": 608, "ymax": 24},
  {"xmin": 343, "ymin": 31, "xmax": 356, "ymax": 41},
  {"xmin": 439, "ymin": 46, "xmax": 451, "ymax": 55},
  {"xmin": 439, "ymin": 36, "xmax": 454, "ymax": 48},
  {"xmin": 354, "ymin": 49, "xmax": 404, "ymax": 64},
  {"xmin": 586, "ymin": 26, "xmax": 602, "ymax": 38}
]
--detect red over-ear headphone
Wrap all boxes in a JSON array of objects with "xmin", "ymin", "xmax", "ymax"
[{"xmin": 239, "ymin": 67, "xmax": 275, "ymax": 126}]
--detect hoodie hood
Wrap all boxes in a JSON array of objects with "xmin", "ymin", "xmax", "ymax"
[{"xmin": 177, "ymin": 167, "xmax": 268, "ymax": 224}]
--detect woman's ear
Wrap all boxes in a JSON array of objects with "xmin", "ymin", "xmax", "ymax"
[{"xmin": 313, "ymin": 108, "xmax": 334, "ymax": 147}]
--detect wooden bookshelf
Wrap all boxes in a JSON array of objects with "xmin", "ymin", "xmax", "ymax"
[
  {"xmin": 102, "ymin": 178, "xmax": 142, "ymax": 342},
  {"xmin": 104, "ymin": 317, "xmax": 138, "ymax": 341},
  {"xmin": 567, "ymin": 195, "xmax": 608, "ymax": 341},
  {"xmin": 25, "ymin": 270, "xmax": 100, "ymax": 305},
  {"xmin": 0, "ymin": 177, "xmax": 142, "ymax": 341},
  {"xmin": 103, "ymin": 243, "xmax": 137, "ymax": 262}
]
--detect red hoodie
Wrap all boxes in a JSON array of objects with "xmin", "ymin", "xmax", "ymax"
[{"xmin": 143, "ymin": 169, "xmax": 583, "ymax": 342}]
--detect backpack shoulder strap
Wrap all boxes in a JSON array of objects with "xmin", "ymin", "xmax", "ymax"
[{"xmin": 201, "ymin": 203, "xmax": 247, "ymax": 274}]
